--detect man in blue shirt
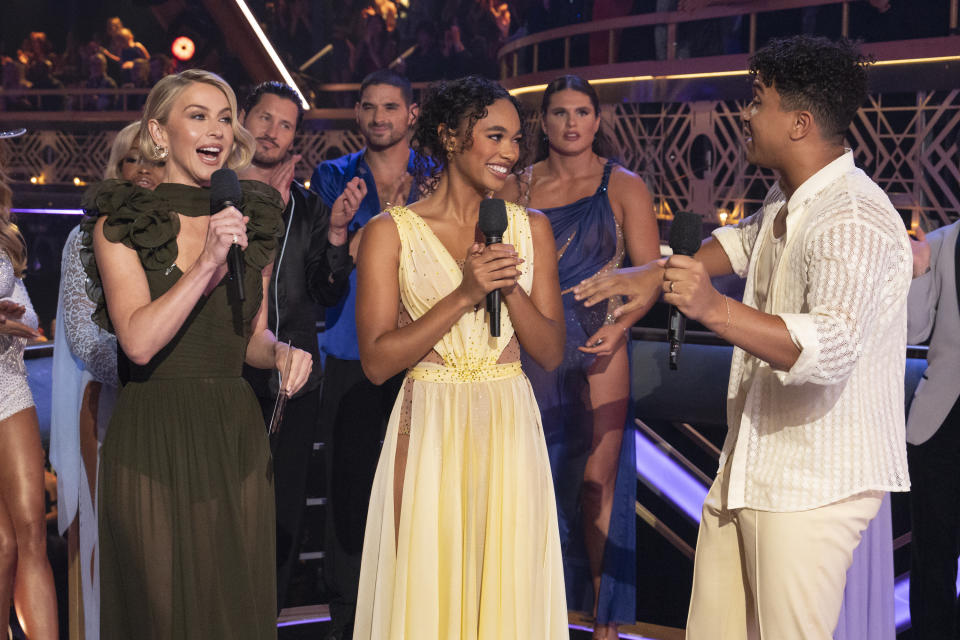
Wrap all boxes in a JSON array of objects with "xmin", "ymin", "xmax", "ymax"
[{"xmin": 309, "ymin": 69, "xmax": 419, "ymax": 639}]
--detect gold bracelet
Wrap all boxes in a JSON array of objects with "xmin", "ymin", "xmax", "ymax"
[{"xmin": 723, "ymin": 295, "xmax": 732, "ymax": 332}]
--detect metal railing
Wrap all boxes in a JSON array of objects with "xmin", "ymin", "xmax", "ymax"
[{"xmin": 497, "ymin": 0, "xmax": 959, "ymax": 79}]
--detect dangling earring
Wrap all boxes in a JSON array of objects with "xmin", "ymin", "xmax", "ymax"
[
  {"xmin": 444, "ymin": 138, "xmax": 457, "ymax": 160},
  {"xmin": 153, "ymin": 142, "xmax": 169, "ymax": 161}
]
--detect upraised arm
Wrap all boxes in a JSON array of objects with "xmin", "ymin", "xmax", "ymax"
[
  {"xmin": 93, "ymin": 206, "xmax": 247, "ymax": 365},
  {"xmin": 356, "ymin": 213, "xmax": 525, "ymax": 384}
]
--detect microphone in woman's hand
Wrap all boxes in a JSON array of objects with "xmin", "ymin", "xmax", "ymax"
[
  {"xmin": 210, "ymin": 168, "xmax": 245, "ymax": 302},
  {"xmin": 478, "ymin": 198, "xmax": 509, "ymax": 337}
]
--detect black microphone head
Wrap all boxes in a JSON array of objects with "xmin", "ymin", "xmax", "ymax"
[
  {"xmin": 478, "ymin": 198, "xmax": 508, "ymax": 239},
  {"xmin": 210, "ymin": 168, "xmax": 242, "ymax": 214},
  {"xmin": 669, "ymin": 211, "xmax": 703, "ymax": 257}
]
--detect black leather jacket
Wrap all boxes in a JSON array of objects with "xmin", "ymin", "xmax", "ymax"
[{"xmin": 243, "ymin": 180, "xmax": 351, "ymax": 398}]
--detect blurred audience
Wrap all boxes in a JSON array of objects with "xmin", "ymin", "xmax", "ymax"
[{"xmin": 84, "ymin": 53, "xmax": 118, "ymax": 111}]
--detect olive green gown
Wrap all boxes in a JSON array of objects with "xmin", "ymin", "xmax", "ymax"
[{"xmin": 80, "ymin": 180, "xmax": 284, "ymax": 639}]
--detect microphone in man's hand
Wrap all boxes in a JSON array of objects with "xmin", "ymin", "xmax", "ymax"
[
  {"xmin": 478, "ymin": 198, "xmax": 509, "ymax": 337},
  {"xmin": 210, "ymin": 168, "xmax": 245, "ymax": 302},
  {"xmin": 667, "ymin": 211, "xmax": 703, "ymax": 370}
]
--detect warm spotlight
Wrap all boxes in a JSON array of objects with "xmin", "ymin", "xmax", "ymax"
[{"xmin": 171, "ymin": 36, "xmax": 196, "ymax": 62}]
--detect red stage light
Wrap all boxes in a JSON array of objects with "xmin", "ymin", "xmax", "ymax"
[{"xmin": 171, "ymin": 36, "xmax": 195, "ymax": 61}]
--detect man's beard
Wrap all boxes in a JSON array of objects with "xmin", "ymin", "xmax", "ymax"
[
  {"xmin": 252, "ymin": 149, "xmax": 285, "ymax": 168},
  {"xmin": 363, "ymin": 126, "xmax": 406, "ymax": 151}
]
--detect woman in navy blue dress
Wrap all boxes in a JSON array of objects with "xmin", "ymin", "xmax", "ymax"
[{"xmin": 497, "ymin": 74, "xmax": 660, "ymax": 639}]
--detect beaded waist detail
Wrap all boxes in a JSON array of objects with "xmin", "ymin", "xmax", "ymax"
[{"xmin": 407, "ymin": 361, "xmax": 523, "ymax": 384}]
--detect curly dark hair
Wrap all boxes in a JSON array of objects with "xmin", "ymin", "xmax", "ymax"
[
  {"xmin": 411, "ymin": 75, "xmax": 531, "ymax": 192},
  {"xmin": 536, "ymin": 74, "xmax": 618, "ymax": 162},
  {"xmin": 749, "ymin": 35, "xmax": 874, "ymax": 139}
]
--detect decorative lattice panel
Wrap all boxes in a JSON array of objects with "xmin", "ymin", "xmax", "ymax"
[
  {"xmin": 602, "ymin": 90, "xmax": 960, "ymax": 227},
  {"xmin": 3, "ymin": 89, "xmax": 958, "ymax": 227}
]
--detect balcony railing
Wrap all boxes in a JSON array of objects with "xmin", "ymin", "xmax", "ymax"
[{"xmin": 497, "ymin": 0, "xmax": 959, "ymax": 81}]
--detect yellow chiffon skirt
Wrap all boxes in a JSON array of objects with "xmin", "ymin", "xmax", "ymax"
[{"xmin": 353, "ymin": 363, "xmax": 569, "ymax": 639}]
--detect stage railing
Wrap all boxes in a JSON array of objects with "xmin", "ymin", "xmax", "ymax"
[{"xmin": 497, "ymin": 0, "xmax": 959, "ymax": 79}]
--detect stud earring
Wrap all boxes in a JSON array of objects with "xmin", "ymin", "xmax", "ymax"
[{"xmin": 153, "ymin": 142, "xmax": 169, "ymax": 161}]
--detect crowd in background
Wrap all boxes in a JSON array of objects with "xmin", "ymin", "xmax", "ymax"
[
  {"xmin": 1, "ymin": 18, "xmax": 176, "ymax": 112},
  {"xmin": 0, "ymin": 0, "xmax": 953, "ymax": 113}
]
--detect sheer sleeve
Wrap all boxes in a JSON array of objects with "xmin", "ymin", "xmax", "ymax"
[
  {"xmin": 60, "ymin": 226, "xmax": 119, "ymax": 386},
  {"xmin": 0, "ymin": 249, "xmax": 15, "ymax": 298},
  {"xmin": 777, "ymin": 215, "xmax": 911, "ymax": 386}
]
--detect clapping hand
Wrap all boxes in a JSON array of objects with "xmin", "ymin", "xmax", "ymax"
[
  {"xmin": 331, "ymin": 177, "xmax": 367, "ymax": 250},
  {"xmin": 268, "ymin": 153, "xmax": 302, "ymax": 206}
]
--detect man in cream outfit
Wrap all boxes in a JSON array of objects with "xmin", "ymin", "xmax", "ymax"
[
  {"xmin": 906, "ymin": 219, "xmax": 960, "ymax": 639},
  {"xmin": 574, "ymin": 35, "xmax": 912, "ymax": 639}
]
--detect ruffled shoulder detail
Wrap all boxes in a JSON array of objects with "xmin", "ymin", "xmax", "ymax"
[
  {"xmin": 78, "ymin": 180, "xmax": 181, "ymax": 331},
  {"xmin": 239, "ymin": 180, "xmax": 284, "ymax": 272}
]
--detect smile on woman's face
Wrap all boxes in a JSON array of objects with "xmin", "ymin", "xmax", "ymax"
[
  {"xmin": 450, "ymin": 98, "xmax": 522, "ymax": 194},
  {"xmin": 542, "ymin": 88, "xmax": 600, "ymax": 157},
  {"xmin": 120, "ymin": 146, "xmax": 164, "ymax": 190},
  {"xmin": 152, "ymin": 81, "xmax": 235, "ymax": 187}
]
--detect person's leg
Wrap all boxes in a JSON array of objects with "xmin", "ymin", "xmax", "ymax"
[
  {"xmin": 583, "ymin": 344, "xmax": 629, "ymax": 639},
  {"xmin": 270, "ymin": 387, "xmax": 322, "ymax": 611},
  {"xmin": 323, "ymin": 357, "xmax": 401, "ymax": 637},
  {"xmin": 740, "ymin": 492, "xmax": 882, "ymax": 640},
  {"xmin": 0, "ymin": 477, "xmax": 15, "ymax": 636},
  {"xmin": 686, "ymin": 464, "xmax": 753, "ymax": 640},
  {"xmin": 0, "ymin": 407, "xmax": 58, "ymax": 640},
  {"xmin": 908, "ymin": 400, "xmax": 960, "ymax": 640}
]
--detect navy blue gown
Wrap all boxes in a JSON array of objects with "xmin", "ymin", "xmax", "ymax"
[{"xmin": 520, "ymin": 160, "xmax": 637, "ymax": 626}]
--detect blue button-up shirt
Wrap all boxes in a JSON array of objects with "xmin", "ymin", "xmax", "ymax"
[{"xmin": 310, "ymin": 148, "xmax": 419, "ymax": 361}]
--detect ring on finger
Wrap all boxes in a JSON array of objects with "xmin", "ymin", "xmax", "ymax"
[
  {"xmin": 669, "ymin": 280, "xmax": 675, "ymax": 293},
  {"xmin": 232, "ymin": 233, "xmax": 239, "ymax": 245}
]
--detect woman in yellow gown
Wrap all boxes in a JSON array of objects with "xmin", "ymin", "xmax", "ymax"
[{"xmin": 354, "ymin": 75, "xmax": 569, "ymax": 639}]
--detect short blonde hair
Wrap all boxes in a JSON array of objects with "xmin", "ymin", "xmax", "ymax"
[
  {"xmin": 139, "ymin": 69, "xmax": 254, "ymax": 172},
  {"xmin": 104, "ymin": 121, "xmax": 142, "ymax": 180}
]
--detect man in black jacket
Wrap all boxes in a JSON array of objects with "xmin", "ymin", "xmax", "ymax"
[{"xmin": 239, "ymin": 81, "xmax": 363, "ymax": 610}]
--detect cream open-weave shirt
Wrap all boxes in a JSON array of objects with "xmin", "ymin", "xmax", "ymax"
[{"xmin": 712, "ymin": 151, "xmax": 911, "ymax": 512}]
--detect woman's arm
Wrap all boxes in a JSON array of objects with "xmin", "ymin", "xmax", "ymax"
[
  {"xmin": 505, "ymin": 211, "xmax": 565, "ymax": 370},
  {"xmin": 245, "ymin": 261, "xmax": 312, "ymax": 394},
  {"xmin": 580, "ymin": 169, "xmax": 661, "ymax": 355},
  {"xmin": 356, "ymin": 213, "xmax": 524, "ymax": 384},
  {"xmin": 94, "ymin": 206, "xmax": 247, "ymax": 365}
]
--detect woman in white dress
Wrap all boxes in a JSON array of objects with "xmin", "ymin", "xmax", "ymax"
[{"xmin": 0, "ymin": 127, "xmax": 58, "ymax": 639}]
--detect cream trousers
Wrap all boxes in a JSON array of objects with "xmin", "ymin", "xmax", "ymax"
[{"xmin": 686, "ymin": 463, "xmax": 882, "ymax": 640}]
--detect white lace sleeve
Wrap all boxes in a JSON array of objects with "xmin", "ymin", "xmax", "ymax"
[
  {"xmin": 778, "ymin": 216, "xmax": 910, "ymax": 386},
  {"xmin": 60, "ymin": 226, "xmax": 119, "ymax": 386},
  {"xmin": 712, "ymin": 207, "xmax": 766, "ymax": 278}
]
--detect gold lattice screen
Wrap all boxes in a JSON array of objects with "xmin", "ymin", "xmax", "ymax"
[{"xmin": 3, "ymin": 89, "xmax": 958, "ymax": 227}]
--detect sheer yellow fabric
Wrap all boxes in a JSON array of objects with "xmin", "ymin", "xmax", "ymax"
[{"xmin": 354, "ymin": 203, "xmax": 568, "ymax": 639}]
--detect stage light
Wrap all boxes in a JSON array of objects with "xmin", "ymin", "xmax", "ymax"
[
  {"xmin": 73, "ymin": 177, "xmax": 81, "ymax": 186},
  {"xmin": 232, "ymin": 0, "xmax": 309, "ymax": 109},
  {"xmin": 304, "ymin": 180, "xmax": 311, "ymax": 190},
  {"xmin": 171, "ymin": 36, "xmax": 196, "ymax": 62},
  {"xmin": 30, "ymin": 176, "xmax": 38, "ymax": 184}
]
